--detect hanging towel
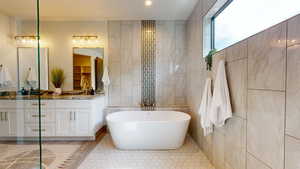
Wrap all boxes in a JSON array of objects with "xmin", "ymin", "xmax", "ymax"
[
  {"xmin": 102, "ymin": 66, "xmax": 110, "ymax": 86},
  {"xmin": 209, "ymin": 60, "xmax": 232, "ymax": 127},
  {"xmin": 0, "ymin": 65, "xmax": 13, "ymax": 87},
  {"xmin": 26, "ymin": 67, "xmax": 38, "ymax": 82},
  {"xmin": 198, "ymin": 78, "xmax": 213, "ymax": 136}
]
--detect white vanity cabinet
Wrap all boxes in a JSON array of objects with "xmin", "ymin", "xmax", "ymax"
[
  {"xmin": 56, "ymin": 100, "xmax": 92, "ymax": 137},
  {"xmin": 55, "ymin": 108, "xmax": 90, "ymax": 137},
  {"xmin": 24, "ymin": 100, "xmax": 56, "ymax": 137},
  {"xmin": 0, "ymin": 96, "xmax": 105, "ymax": 140},
  {"xmin": 0, "ymin": 101, "xmax": 23, "ymax": 137}
]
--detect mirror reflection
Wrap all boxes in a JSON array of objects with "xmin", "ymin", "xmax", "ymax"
[
  {"xmin": 17, "ymin": 47, "xmax": 49, "ymax": 90},
  {"xmin": 73, "ymin": 48, "xmax": 104, "ymax": 93}
]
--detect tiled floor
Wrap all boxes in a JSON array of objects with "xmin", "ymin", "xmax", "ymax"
[
  {"xmin": 0, "ymin": 143, "xmax": 82, "ymax": 169},
  {"xmin": 78, "ymin": 134, "xmax": 215, "ymax": 169}
]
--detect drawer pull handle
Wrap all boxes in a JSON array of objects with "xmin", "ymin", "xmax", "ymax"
[
  {"xmin": 5, "ymin": 112, "xmax": 7, "ymax": 121},
  {"xmin": 32, "ymin": 129, "xmax": 46, "ymax": 132},
  {"xmin": 32, "ymin": 115, "xmax": 46, "ymax": 118}
]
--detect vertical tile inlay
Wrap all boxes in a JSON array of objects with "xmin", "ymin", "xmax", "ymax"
[{"xmin": 141, "ymin": 20, "xmax": 156, "ymax": 110}]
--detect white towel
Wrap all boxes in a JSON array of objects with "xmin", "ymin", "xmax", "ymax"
[
  {"xmin": 102, "ymin": 66, "xmax": 110, "ymax": 86},
  {"xmin": 198, "ymin": 78, "xmax": 213, "ymax": 136},
  {"xmin": 0, "ymin": 65, "xmax": 13, "ymax": 87},
  {"xmin": 26, "ymin": 67, "xmax": 38, "ymax": 82},
  {"xmin": 210, "ymin": 60, "xmax": 232, "ymax": 127}
]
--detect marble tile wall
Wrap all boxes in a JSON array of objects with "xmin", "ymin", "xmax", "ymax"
[
  {"xmin": 187, "ymin": 2, "xmax": 300, "ymax": 169},
  {"xmin": 107, "ymin": 21, "xmax": 141, "ymax": 107},
  {"xmin": 156, "ymin": 21, "xmax": 188, "ymax": 106},
  {"xmin": 107, "ymin": 21, "xmax": 188, "ymax": 107}
]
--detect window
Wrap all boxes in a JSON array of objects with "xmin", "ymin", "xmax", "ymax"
[{"xmin": 212, "ymin": 0, "xmax": 300, "ymax": 50}]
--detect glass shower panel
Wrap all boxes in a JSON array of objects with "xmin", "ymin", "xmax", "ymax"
[{"xmin": 0, "ymin": 0, "xmax": 43, "ymax": 168}]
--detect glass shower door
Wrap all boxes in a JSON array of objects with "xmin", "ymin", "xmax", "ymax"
[{"xmin": 0, "ymin": 0, "xmax": 43, "ymax": 168}]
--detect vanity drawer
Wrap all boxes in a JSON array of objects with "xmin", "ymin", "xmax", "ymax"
[
  {"xmin": 25, "ymin": 100, "xmax": 55, "ymax": 109},
  {"xmin": 24, "ymin": 124, "xmax": 55, "ymax": 137},
  {"xmin": 0, "ymin": 100, "xmax": 23, "ymax": 109},
  {"xmin": 25, "ymin": 109, "xmax": 55, "ymax": 123},
  {"xmin": 55, "ymin": 100, "xmax": 91, "ymax": 109}
]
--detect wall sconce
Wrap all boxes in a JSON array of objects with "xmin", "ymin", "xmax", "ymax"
[
  {"xmin": 15, "ymin": 36, "xmax": 38, "ymax": 46},
  {"xmin": 72, "ymin": 35, "xmax": 102, "ymax": 47}
]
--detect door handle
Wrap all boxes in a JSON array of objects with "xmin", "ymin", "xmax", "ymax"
[
  {"xmin": 5, "ymin": 112, "xmax": 7, "ymax": 121},
  {"xmin": 70, "ymin": 111, "xmax": 72, "ymax": 120},
  {"xmin": 0, "ymin": 112, "xmax": 2, "ymax": 121},
  {"xmin": 73, "ymin": 112, "xmax": 76, "ymax": 121}
]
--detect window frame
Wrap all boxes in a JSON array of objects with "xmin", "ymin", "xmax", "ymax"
[{"xmin": 211, "ymin": 0, "xmax": 234, "ymax": 50}]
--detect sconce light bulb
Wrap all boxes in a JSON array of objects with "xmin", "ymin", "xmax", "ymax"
[{"xmin": 145, "ymin": 0, "xmax": 152, "ymax": 6}]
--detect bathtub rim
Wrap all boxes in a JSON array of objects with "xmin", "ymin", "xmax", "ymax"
[{"xmin": 106, "ymin": 110, "xmax": 191, "ymax": 123}]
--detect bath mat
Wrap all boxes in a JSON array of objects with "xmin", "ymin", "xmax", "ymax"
[{"xmin": 0, "ymin": 129, "xmax": 106, "ymax": 169}]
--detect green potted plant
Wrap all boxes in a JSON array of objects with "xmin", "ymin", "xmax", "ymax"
[
  {"xmin": 51, "ymin": 68, "xmax": 65, "ymax": 95},
  {"xmin": 205, "ymin": 49, "xmax": 217, "ymax": 71}
]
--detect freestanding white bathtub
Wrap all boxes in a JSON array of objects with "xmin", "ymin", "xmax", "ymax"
[{"xmin": 106, "ymin": 111, "xmax": 191, "ymax": 150}]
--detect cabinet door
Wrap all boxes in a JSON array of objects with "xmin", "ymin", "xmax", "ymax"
[
  {"xmin": 7, "ymin": 110, "xmax": 17, "ymax": 136},
  {"xmin": 56, "ymin": 109, "xmax": 74, "ymax": 136},
  {"xmin": 0, "ymin": 111, "xmax": 9, "ymax": 136},
  {"xmin": 74, "ymin": 110, "xmax": 90, "ymax": 136}
]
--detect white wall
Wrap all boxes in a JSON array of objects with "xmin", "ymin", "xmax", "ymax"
[
  {"xmin": 19, "ymin": 21, "xmax": 108, "ymax": 90},
  {"xmin": 0, "ymin": 13, "xmax": 18, "ymax": 91}
]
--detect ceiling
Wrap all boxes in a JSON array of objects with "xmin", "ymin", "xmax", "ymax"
[{"xmin": 0, "ymin": 0, "xmax": 198, "ymax": 21}]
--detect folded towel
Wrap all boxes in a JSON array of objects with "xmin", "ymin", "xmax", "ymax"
[
  {"xmin": 198, "ymin": 78, "xmax": 213, "ymax": 136},
  {"xmin": 0, "ymin": 65, "xmax": 13, "ymax": 87},
  {"xmin": 26, "ymin": 67, "xmax": 38, "ymax": 82},
  {"xmin": 102, "ymin": 66, "xmax": 110, "ymax": 86},
  {"xmin": 210, "ymin": 60, "xmax": 232, "ymax": 127}
]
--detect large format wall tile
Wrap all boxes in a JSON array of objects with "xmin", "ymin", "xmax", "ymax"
[
  {"xmin": 226, "ymin": 59, "xmax": 247, "ymax": 119},
  {"xmin": 203, "ymin": 134, "xmax": 214, "ymax": 163},
  {"xmin": 108, "ymin": 21, "xmax": 121, "ymax": 62},
  {"xmin": 287, "ymin": 14, "xmax": 300, "ymax": 47},
  {"xmin": 247, "ymin": 153, "xmax": 271, "ymax": 169},
  {"xmin": 109, "ymin": 61, "xmax": 121, "ymax": 85},
  {"xmin": 225, "ymin": 117, "xmax": 246, "ymax": 169},
  {"xmin": 286, "ymin": 45, "xmax": 300, "ymax": 139},
  {"xmin": 108, "ymin": 21, "xmax": 141, "ymax": 107},
  {"xmin": 248, "ymin": 22, "xmax": 286, "ymax": 91},
  {"xmin": 285, "ymin": 135, "xmax": 300, "ymax": 169},
  {"xmin": 226, "ymin": 40, "xmax": 247, "ymax": 62},
  {"xmin": 213, "ymin": 130, "xmax": 225, "ymax": 169},
  {"xmin": 108, "ymin": 84, "xmax": 121, "ymax": 106},
  {"xmin": 156, "ymin": 21, "xmax": 187, "ymax": 106},
  {"xmin": 247, "ymin": 90, "xmax": 285, "ymax": 169}
]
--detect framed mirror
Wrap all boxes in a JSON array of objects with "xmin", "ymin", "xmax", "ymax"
[
  {"xmin": 73, "ymin": 48, "xmax": 104, "ymax": 93},
  {"xmin": 17, "ymin": 47, "xmax": 49, "ymax": 90}
]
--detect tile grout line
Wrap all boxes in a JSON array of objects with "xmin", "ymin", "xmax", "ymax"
[
  {"xmin": 287, "ymin": 42, "xmax": 300, "ymax": 48},
  {"xmin": 286, "ymin": 134, "xmax": 300, "ymax": 141},
  {"xmin": 283, "ymin": 20, "xmax": 288, "ymax": 169},
  {"xmin": 247, "ymin": 151, "xmax": 273, "ymax": 169},
  {"xmin": 226, "ymin": 56, "xmax": 248, "ymax": 64},
  {"xmin": 245, "ymin": 39, "xmax": 249, "ymax": 169},
  {"xmin": 248, "ymin": 88, "xmax": 285, "ymax": 92}
]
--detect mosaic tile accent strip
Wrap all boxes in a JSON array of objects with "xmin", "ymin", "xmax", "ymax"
[
  {"xmin": 78, "ymin": 134, "xmax": 215, "ymax": 169},
  {"xmin": 141, "ymin": 20, "xmax": 156, "ymax": 110}
]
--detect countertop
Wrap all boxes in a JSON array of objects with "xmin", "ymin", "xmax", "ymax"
[{"xmin": 0, "ymin": 93, "xmax": 104, "ymax": 100}]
